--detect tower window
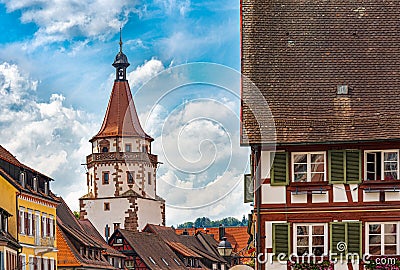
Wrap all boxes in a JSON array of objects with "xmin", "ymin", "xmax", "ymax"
[
  {"xmin": 148, "ymin": 172, "xmax": 152, "ymax": 185},
  {"xmin": 102, "ymin": 147, "xmax": 109, "ymax": 153},
  {"xmin": 103, "ymin": 172, "xmax": 110, "ymax": 185},
  {"xmin": 127, "ymin": 172, "xmax": 134, "ymax": 184},
  {"xmin": 125, "ymin": 144, "xmax": 132, "ymax": 152},
  {"xmin": 104, "ymin": 203, "xmax": 110, "ymax": 211}
]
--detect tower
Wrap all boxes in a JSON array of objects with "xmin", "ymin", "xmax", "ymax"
[{"xmin": 80, "ymin": 32, "xmax": 165, "ymax": 239}]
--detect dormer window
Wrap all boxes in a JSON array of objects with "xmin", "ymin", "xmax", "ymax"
[
  {"xmin": 19, "ymin": 172, "xmax": 26, "ymax": 188},
  {"xmin": 33, "ymin": 177, "xmax": 38, "ymax": 192}
]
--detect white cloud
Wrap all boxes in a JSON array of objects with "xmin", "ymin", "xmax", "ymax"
[
  {"xmin": 127, "ymin": 58, "xmax": 165, "ymax": 88},
  {"xmin": 0, "ymin": 61, "xmax": 97, "ymax": 210},
  {"xmin": 1, "ymin": 0, "xmax": 137, "ymax": 47}
]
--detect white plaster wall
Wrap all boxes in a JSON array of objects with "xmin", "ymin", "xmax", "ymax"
[
  {"xmin": 350, "ymin": 184, "xmax": 359, "ymax": 202},
  {"xmin": 291, "ymin": 194, "xmax": 307, "ymax": 204},
  {"xmin": 95, "ymin": 164, "xmax": 120, "ymax": 198},
  {"xmin": 83, "ymin": 197, "xmax": 130, "ymax": 240},
  {"xmin": 261, "ymin": 184, "xmax": 286, "ymax": 204},
  {"xmin": 386, "ymin": 192, "xmax": 400, "ymax": 201},
  {"xmin": 136, "ymin": 198, "xmax": 164, "ymax": 230},
  {"xmin": 363, "ymin": 192, "xmax": 379, "ymax": 202},
  {"xmin": 312, "ymin": 193, "xmax": 329, "ymax": 203},
  {"xmin": 333, "ymin": 184, "xmax": 347, "ymax": 202},
  {"xmin": 261, "ymin": 151, "xmax": 271, "ymax": 179}
]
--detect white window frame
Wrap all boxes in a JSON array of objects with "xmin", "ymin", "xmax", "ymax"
[
  {"xmin": 291, "ymin": 152, "xmax": 326, "ymax": 182},
  {"xmin": 49, "ymin": 216, "xmax": 54, "ymax": 238},
  {"xmin": 366, "ymin": 222, "xmax": 400, "ymax": 255},
  {"xmin": 293, "ymin": 223, "xmax": 328, "ymax": 256},
  {"xmin": 19, "ymin": 207, "xmax": 25, "ymax": 235},
  {"xmin": 28, "ymin": 210, "xmax": 33, "ymax": 236},
  {"xmin": 50, "ymin": 258, "xmax": 55, "ymax": 270},
  {"xmin": 28, "ymin": 256, "xmax": 34, "ymax": 270},
  {"xmin": 20, "ymin": 254, "xmax": 26, "ymax": 270},
  {"xmin": 364, "ymin": 150, "xmax": 399, "ymax": 181},
  {"xmin": 42, "ymin": 214, "xmax": 47, "ymax": 238}
]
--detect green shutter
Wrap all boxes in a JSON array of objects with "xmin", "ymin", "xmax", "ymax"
[
  {"xmin": 272, "ymin": 223, "xmax": 290, "ymax": 260},
  {"xmin": 346, "ymin": 151, "xmax": 362, "ymax": 184},
  {"xmin": 347, "ymin": 222, "xmax": 362, "ymax": 256},
  {"xmin": 329, "ymin": 151, "xmax": 345, "ymax": 184},
  {"xmin": 330, "ymin": 222, "xmax": 346, "ymax": 256},
  {"xmin": 270, "ymin": 152, "xmax": 288, "ymax": 186}
]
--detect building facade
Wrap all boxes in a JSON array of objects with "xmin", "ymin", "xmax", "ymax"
[
  {"xmin": 79, "ymin": 37, "xmax": 165, "ymax": 240},
  {"xmin": 241, "ymin": 1, "xmax": 400, "ymax": 270},
  {"xmin": 0, "ymin": 145, "xmax": 58, "ymax": 270}
]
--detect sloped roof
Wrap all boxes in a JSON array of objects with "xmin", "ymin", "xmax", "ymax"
[
  {"xmin": 175, "ymin": 226, "xmax": 250, "ymax": 254},
  {"xmin": 92, "ymin": 80, "xmax": 152, "ymax": 141},
  {"xmin": 0, "ymin": 145, "xmax": 58, "ymax": 203},
  {"xmin": 241, "ymin": 1, "xmax": 400, "ymax": 145},
  {"xmin": 79, "ymin": 219, "xmax": 125, "ymax": 257},
  {"xmin": 117, "ymin": 229, "xmax": 186, "ymax": 270},
  {"xmin": 56, "ymin": 198, "xmax": 115, "ymax": 269},
  {"xmin": 144, "ymin": 224, "xmax": 226, "ymax": 263}
]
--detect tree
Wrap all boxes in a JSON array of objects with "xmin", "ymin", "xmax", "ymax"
[
  {"xmin": 73, "ymin": 211, "xmax": 80, "ymax": 220},
  {"xmin": 177, "ymin": 216, "xmax": 248, "ymax": 228}
]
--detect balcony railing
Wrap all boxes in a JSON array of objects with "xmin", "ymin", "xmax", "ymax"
[{"xmin": 87, "ymin": 152, "xmax": 157, "ymax": 165}]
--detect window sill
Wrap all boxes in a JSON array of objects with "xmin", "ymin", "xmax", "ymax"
[
  {"xmin": 360, "ymin": 180, "xmax": 400, "ymax": 192},
  {"xmin": 288, "ymin": 182, "xmax": 330, "ymax": 194}
]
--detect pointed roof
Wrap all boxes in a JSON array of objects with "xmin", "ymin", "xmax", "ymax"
[{"xmin": 91, "ymin": 80, "xmax": 152, "ymax": 141}]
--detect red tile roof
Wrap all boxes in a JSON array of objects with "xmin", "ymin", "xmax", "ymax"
[
  {"xmin": 241, "ymin": 1, "xmax": 400, "ymax": 145},
  {"xmin": 92, "ymin": 80, "xmax": 152, "ymax": 141},
  {"xmin": 175, "ymin": 227, "xmax": 250, "ymax": 254}
]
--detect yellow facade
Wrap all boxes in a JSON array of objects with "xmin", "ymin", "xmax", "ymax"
[
  {"xmin": 18, "ymin": 194, "xmax": 58, "ymax": 270},
  {"xmin": 0, "ymin": 174, "xmax": 18, "ymax": 237}
]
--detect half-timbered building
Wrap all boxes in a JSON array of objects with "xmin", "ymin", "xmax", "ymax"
[{"xmin": 241, "ymin": 1, "xmax": 400, "ymax": 269}]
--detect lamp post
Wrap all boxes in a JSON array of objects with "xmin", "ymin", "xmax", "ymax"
[{"xmin": 218, "ymin": 237, "xmax": 255, "ymax": 269}]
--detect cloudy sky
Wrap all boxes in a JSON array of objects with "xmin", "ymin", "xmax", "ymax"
[{"xmin": 0, "ymin": 0, "xmax": 251, "ymax": 226}]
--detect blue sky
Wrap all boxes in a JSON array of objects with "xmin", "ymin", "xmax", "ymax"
[{"xmin": 0, "ymin": 0, "xmax": 250, "ymax": 226}]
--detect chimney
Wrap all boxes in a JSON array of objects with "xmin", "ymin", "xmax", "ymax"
[{"xmin": 219, "ymin": 224, "xmax": 225, "ymax": 240}]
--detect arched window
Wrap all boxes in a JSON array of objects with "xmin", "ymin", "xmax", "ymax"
[{"xmin": 102, "ymin": 147, "xmax": 109, "ymax": 153}]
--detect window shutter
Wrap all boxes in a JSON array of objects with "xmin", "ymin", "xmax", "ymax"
[
  {"xmin": 345, "ymin": 151, "xmax": 361, "ymax": 183},
  {"xmin": 270, "ymin": 152, "xmax": 288, "ymax": 186},
  {"xmin": 347, "ymin": 222, "xmax": 362, "ymax": 256},
  {"xmin": 272, "ymin": 223, "xmax": 290, "ymax": 260},
  {"xmin": 329, "ymin": 151, "xmax": 345, "ymax": 183},
  {"xmin": 330, "ymin": 222, "xmax": 346, "ymax": 256}
]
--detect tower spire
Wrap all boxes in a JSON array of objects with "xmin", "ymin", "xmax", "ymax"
[
  {"xmin": 119, "ymin": 27, "xmax": 123, "ymax": 53},
  {"xmin": 112, "ymin": 28, "xmax": 130, "ymax": 81}
]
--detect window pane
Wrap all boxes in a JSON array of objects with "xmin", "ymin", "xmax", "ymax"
[
  {"xmin": 311, "ymin": 164, "xmax": 324, "ymax": 173},
  {"xmin": 312, "ymin": 247, "xmax": 324, "ymax": 256},
  {"xmin": 385, "ymin": 224, "xmax": 397, "ymax": 233},
  {"xmin": 367, "ymin": 172, "xmax": 376, "ymax": 180},
  {"xmin": 294, "ymin": 164, "xmax": 307, "ymax": 173},
  {"xmin": 294, "ymin": 173, "xmax": 307, "ymax": 182},
  {"xmin": 293, "ymin": 154, "xmax": 307, "ymax": 164},
  {"xmin": 297, "ymin": 226, "xmax": 308, "ymax": 235},
  {"xmin": 367, "ymin": 153, "xmax": 376, "ymax": 163},
  {"xmin": 369, "ymin": 235, "xmax": 381, "ymax": 244},
  {"xmin": 384, "ymin": 245, "xmax": 397, "ymax": 255},
  {"xmin": 312, "ymin": 226, "xmax": 324, "ymax": 235},
  {"xmin": 369, "ymin": 224, "xmax": 381, "ymax": 234},
  {"xmin": 384, "ymin": 162, "xmax": 398, "ymax": 171},
  {"xmin": 384, "ymin": 152, "xmax": 398, "ymax": 162},
  {"xmin": 367, "ymin": 163, "xmax": 375, "ymax": 172},
  {"xmin": 311, "ymin": 154, "xmax": 324, "ymax": 163},
  {"xmin": 385, "ymin": 235, "xmax": 396, "ymax": 244},
  {"xmin": 369, "ymin": 245, "xmax": 381, "ymax": 255},
  {"xmin": 297, "ymin": 247, "xmax": 308, "ymax": 256},
  {"xmin": 297, "ymin": 236, "xmax": 309, "ymax": 246},
  {"xmin": 384, "ymin": 172, "xmax": 397, "ymax": 180},
  {"xmin": 311, "ymin": 173, "xmax": 324, "ymax": 182},
  {"xmin": 312, "ymin": 236, "xmax": 324, "ymax": 245}
]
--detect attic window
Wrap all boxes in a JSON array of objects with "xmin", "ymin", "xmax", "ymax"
[
  {"xmin": 162, "ymin": 258, "xmax": 169, "ymax": 266},
  {"xmin": 337, "ymin": 85, "xmax": 349, "ymax": 95},
  {"xmin": 149, "ymin": 257, "xmax": 156, "ymax": 265}
]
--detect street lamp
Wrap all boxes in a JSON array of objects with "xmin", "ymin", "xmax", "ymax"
[{"xmin": 218, "ymin": 237, "xmax": 233, "ymax": 257}]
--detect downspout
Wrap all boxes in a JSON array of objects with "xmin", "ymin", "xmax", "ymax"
[
  {"xmin": 16, "ymin": 190, "xmax": 21, "ymax": 270},
  {"xmin": 253, "ymin": 145, "xmax": 262, "ymax": 270}
]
